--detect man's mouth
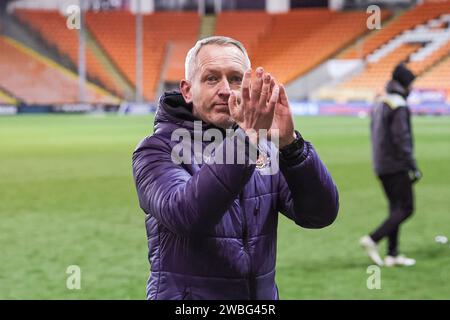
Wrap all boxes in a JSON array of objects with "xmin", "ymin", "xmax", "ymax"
[{"xmin": 214, "ymin": 103, "xmax": 229, "ymax": 112}]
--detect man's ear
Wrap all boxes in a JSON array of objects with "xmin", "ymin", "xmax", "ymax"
[{"xmin": 180, "ymin": 79, "xmax": 193, "ymax": 104}]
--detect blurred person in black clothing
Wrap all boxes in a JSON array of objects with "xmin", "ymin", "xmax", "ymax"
[{"xmin": 360, "ymin": 63, "xmax": 422, "ymax": 267}]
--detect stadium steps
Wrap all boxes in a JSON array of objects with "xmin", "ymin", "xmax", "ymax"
[
  {"xmin": 199, "ymin": 14, "xmax": 216, "ymax": 39},
  {"xmin": 85, "ymin": 30, "xmax": 135, "ymax": 100}
]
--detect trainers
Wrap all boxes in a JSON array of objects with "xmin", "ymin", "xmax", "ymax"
[
  {"xmin": 385, "ymin": 255, "xmax": 416, "ymax": 267},
  {"xmin": 384, "ymin": 255, "xmax": 397, "ymax": 267},
  {"xmin": 360, "ymin": 235, "xmax": 384, "ymax": 266}
]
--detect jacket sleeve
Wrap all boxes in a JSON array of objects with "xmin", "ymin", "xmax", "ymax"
[
  {"xmin": 277, "ymin": 141, "xmax": 339, "ymax": 229},
  {"xmin": 132, "ymin": 129, "xmax": 256, "ymax": 236},
  {"xmin": 390, "ymin": 107, "xmax": 416, "ymax": 170}
]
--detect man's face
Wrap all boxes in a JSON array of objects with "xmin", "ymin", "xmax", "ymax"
[{"xmin": 180, "ymin": 44, "xmax": 247, "ymax": 129}]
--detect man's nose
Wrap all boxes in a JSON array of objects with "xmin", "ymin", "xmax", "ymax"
[{"xmin": 218, "ymin": 79, "xmax": 231, "ymax": 98}]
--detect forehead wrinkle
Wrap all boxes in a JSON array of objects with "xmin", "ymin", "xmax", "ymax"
[
  {"xmin": 199, "ymin": 59, "xmax": 245, "ymax": 74},
  {"xmin": 196, "ymin": 46, "xmax": 247, "ymax": 76}
]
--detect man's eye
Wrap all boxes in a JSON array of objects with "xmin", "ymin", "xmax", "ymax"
[
  {"xmin": 206, "ymin": 76, "xmax": 218, "ymax": 82},
  {"xmin": 230, "ymin": 76, "xmax": 242, "ymax": 84}
]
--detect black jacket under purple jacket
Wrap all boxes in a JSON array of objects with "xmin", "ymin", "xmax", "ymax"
[{"xmin": 132, "ymin": 92, "xmax": 339, "ymax": 300}]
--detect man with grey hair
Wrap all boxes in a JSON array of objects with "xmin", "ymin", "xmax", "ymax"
[{"xmin": 133, "ymin": 36, "xmax": 339, "ymax": 300}]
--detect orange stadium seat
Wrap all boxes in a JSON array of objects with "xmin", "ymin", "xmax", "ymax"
[{"xmin": 0, "ymin": 36, "xmax": 116, "ymax": 105}]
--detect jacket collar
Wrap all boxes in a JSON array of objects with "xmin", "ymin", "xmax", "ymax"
[
  {"xmin": 154, "ymin": 91, "xmax": 230, "ymax": 135},
  {"xmin": 386, "ymin": 79, "xmax": 409, "ymax": 98}
]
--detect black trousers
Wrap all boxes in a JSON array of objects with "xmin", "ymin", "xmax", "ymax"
[{"xmin": 370, "ymin": 171, "xmax": 414, "ymax": 256}]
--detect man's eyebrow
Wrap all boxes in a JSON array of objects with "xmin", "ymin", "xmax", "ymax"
[
  {"xmin": 199, "ymin": 68, "xmax": 244, "ymax": 79},
  {"xmin": 224, "ymin": 70, "xmax": 245, "ymax": 76},
  {"xmin": 201, "ymin": 68, "xmax": 219, "ymax": 74}
]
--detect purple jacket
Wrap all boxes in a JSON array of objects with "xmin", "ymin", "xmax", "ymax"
[{"xmin": 132, "ymin": 92, "xmax": 339, "ymax": 300}]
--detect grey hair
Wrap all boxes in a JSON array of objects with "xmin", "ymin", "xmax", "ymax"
[{"xmin": 184, "ymin": 36, "xmax": 251, "ymax": 81}]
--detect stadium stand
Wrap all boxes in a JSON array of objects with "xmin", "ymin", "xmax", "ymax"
[
  {"xmin": 214, "ymin": 9, "xmax": 390, "ymax": 85},
  {"xmin": 14, "ymin": 9, "xmax": 125, "ymax": 97},
  {"xmin": 0, "ymin": 0, "xmax": 448, "ymax": 107},
  {"xmin": 0, "ymin": 88, "xmax": 16, "ymax": 105},
  {"xmin": 410, "ymin": 41, "xmax": 450, "ymax": 75},
  {"xmin": 314, "ymin": 43, "xmax": 423, "ymax": 102},
  {"xmin": 86, "ymin": 11, "xmax": 199, "ymax": 100},
  {"xmin": 342, "ymin": 43, "xmax": 422, "ymax": 90},
  {"xmin": 0, "ymin": 36, "xmax": 118, "ymax": 105},
  {"xmin": 214, "ymin": 10, "xmax": 272, "ymax": 58},
  {"xmin": 415, "ymin": 54, "xmax": 450, "ymax": 98},
  {"xmin": 341, "ymin": 1, "xmax": 450, "ymax": 59},
  {"xmin": 407, "ymin": 12, "xmax": 450, "ymax": 75},
  {"xmin": 325, "ymin": 2, "xmax": 450, "ymax": 102},
  {"xmin": 164, "ymin": 41, "xmax": 194, "ymax": 83}
]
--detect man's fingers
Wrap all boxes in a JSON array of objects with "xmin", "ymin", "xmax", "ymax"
[
  {"xmin": 267, "ymin": 84, "xmax": 279, "ymax": 113},
  {"xmin": 267, "ymin": 78, "xmax": 276, "ymax": 103},
  {"xmin": 250, "ymin": 67, "xmax": 264, "ymax": 106},
  {"xmin": 279, "ymin": 84, "xmax": 289, "ymax": 106},
  {"xmin": 228, "ymin": 91, "xmax": 238, "ymax": 117},
  {"xmin": 241, "ymin": 69, "xmax": 252, "ymax": 102},
  {"xmin": 259, "ymin": 73, "xmax": 272, "ymax": 108}
]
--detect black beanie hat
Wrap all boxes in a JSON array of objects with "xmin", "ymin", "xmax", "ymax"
[{"xmin": 392, "ymin": 63, "xmax": 416, "ymax": 88}]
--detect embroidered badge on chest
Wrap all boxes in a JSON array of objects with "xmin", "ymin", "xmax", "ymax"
[{"xmin": 256, "ymin": 152, "xmax": 271, "ymax": 170}]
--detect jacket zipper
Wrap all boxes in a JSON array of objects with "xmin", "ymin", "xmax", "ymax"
[{"xmin": 240, "ymin": 193, "xmax": 254, "ymax": 299}]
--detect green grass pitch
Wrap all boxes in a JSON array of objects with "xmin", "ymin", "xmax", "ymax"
[{"xmin": 0, "ymin": 114, "xmax": 449, "ymax": 299}]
